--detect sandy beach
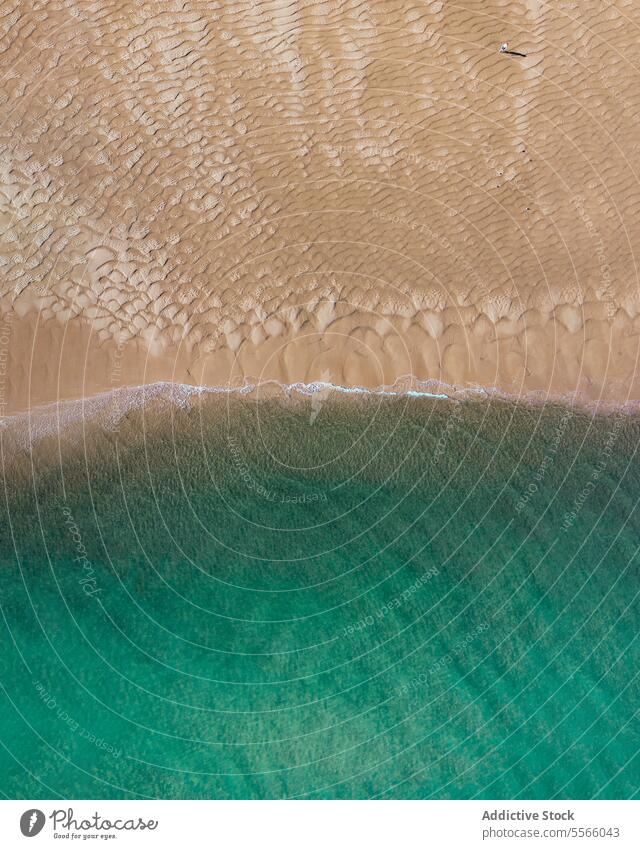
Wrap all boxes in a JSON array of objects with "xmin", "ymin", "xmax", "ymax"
[{"xmin": 2, "ymin": 0, "xmax": 640, "ymax": 415}]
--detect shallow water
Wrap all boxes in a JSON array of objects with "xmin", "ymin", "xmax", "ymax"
[{"xmin": 1, "ymin": 394, "xmax": 638, "ymax": 798}]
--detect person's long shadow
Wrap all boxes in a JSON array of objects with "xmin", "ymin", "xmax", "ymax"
[{"xmin": 503, "ymin": 50, "xmax": 527, "ymax": 57}]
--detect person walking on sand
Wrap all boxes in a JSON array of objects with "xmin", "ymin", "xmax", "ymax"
[{"xmin": 500, "ymin": 42, "xmax": 527, "ymax": 57}]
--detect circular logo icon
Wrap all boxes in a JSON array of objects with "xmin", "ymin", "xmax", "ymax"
[{"xmin": 20, "ymin": 809, "xmax": 45, "ymax": 837}]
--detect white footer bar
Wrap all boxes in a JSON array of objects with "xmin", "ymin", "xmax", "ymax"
[{"xmin": 1, "ymin": 800, "xmax": 637, "ymax": 848}]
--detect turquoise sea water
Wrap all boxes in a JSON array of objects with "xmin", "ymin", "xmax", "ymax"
[{"xmin": 1, "ymin": 394, "xmax": 638, "ymax": 799}]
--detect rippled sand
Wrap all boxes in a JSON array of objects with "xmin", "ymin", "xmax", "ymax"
[{"xmin": 2, "ymin": 0, "xmax": 640, "ymax": 413}]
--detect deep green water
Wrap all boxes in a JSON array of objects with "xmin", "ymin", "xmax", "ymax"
[{"xmin": 1, "ymin": 395, "xmax": 639, "ymax": 799}]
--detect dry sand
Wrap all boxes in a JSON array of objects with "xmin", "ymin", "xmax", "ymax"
[{"xmin": 2, "ymin": 0, "xmax": 640, "ymax": 417}]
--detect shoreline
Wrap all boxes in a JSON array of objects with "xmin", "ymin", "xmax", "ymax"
[
  {"xmin": 2, "ymin": 377, "xmax": 637, "ymax": 449},
  {"xmin": 3, "ymin": 300, "xmax": 640, "ymax": 427}
]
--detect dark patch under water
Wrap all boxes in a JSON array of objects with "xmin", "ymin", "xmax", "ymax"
[{"xmin": 1, "ymin": 395, "xmax": 638, "ymax": 798}]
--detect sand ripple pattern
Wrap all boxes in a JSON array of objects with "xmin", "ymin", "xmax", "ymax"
[{"xmin": 1, "ymin": 0, "xmax": 640, "ymax": 410}]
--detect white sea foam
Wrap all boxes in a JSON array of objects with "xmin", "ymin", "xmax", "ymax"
[
  {"xmin": 0, "ymin": 379, "xmax": 457, "ymax": 446},
  {"xmin": 1, "ymin": 378, "xmax": 632, "ymax": 448}
]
